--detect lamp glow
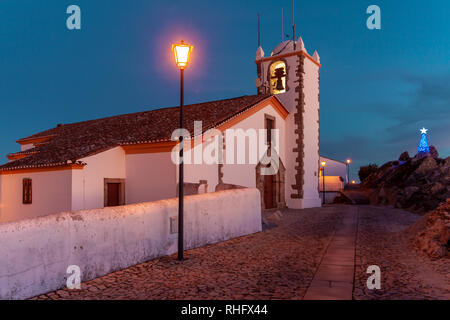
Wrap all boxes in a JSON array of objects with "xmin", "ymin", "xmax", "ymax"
[
  {"xmin": 172, "ymin": 40, "xmax": 193, "ymax": 70},
  {"xmin": 346, "ymin": 159, "xmax": 351, "ymax": 164},
  {"xmin": 321, "ymin": 161, "xmax": 326, "ymax": 167}
]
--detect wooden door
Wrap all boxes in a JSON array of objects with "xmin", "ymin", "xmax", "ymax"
[
  {"xmin": 107, "ymin": 183, "xmax": 120, "ymax": 207},
  {"xmin": 264, "ymin": 174, "xmax": 275, "ymax": 209}
]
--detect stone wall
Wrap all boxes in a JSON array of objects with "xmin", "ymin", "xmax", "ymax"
[{"xmin": 0, "ymin": 188, "xmax": 262, "ymax": 300}]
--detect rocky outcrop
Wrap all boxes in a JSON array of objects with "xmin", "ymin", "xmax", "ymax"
[
  {"xmin": 429, "ymin": 145, "xmax": 439, "ymax": 159},
  {"xmin": 362, "ymin": 150, "xmax": 450, "ymax": 214},
  {"xmin": 398, "ymin": 151, "xmax": 410, "ymax": 162},
  {"xmin": 410, "ymin": 199, "xmax": 450, "ymax": 260}
]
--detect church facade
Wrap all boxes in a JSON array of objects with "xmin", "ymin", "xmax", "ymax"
[
  {"xmin": 0, "ymin": 38, "xmax": 322, "ymax": 223},
  {"xmin": 255, "ymin": 38, "xmax": 322, "ymax": 209}
]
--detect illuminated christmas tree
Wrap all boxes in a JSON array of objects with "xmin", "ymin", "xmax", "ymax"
[{"xmin": 417, "ymin": 127, "xmax": 430, "ymax": 153}]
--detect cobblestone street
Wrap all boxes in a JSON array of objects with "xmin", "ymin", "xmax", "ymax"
[
  {"xmin": 34, "ymin": 205, "xmax": 449, "ymax": 300},
  {"xmin": 354, "ymin": 206, "xmax": 450, "ymax": 300}
]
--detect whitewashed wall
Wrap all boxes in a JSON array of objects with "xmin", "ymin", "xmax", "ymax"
[
  {"xmin": 320, "ymin": 156, "xmax": 347, "ymax": 182},
  {"xmin": 273, "ymin": 53, "xmax": 321, "ymax": 209},
  {"xmin": 319, "ymin": 176, "xmax": 344, "ymax": 192},
  {"xmin": 72, "ymin": 147, "xmax": 126, "ymax": 211},
  {"xmin": 180, "ymin": 102, "xmax": 286, "ymax": 191},
  {"xmin": 0, "ymin": 188, "xmax": 261, "ymax": 300},
  {"xmin": 20, "ymin": 143, "xmax": 34, "ymax": 152},
  {"xmin": 125, "ymin": 152, "xmax": 176, "ymax": 204},
  {"xmin": 221, "ymin": 103, "xmax": 287, "ymax": 188},
  {"xmin": 0, "ymin": 170, "xmax": 72, "ymax": 223},
  {"xmin": 301, "ymin": 57, "xmax": 321, "ymax": 207},
  {"xmin": 183, "ymin": 142, "xmax": 219, "ymax": 192}
]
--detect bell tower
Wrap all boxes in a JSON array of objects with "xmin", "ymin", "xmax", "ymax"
[{"xmin": 255, "ymin": 38, "xmax": 322, "ymax": 209}]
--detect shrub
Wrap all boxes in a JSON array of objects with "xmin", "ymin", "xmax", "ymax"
[{"xmin": 358, "ymin": 164, "xmax": 379, "ymax": 182}]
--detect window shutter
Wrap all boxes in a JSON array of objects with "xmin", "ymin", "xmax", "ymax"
[
  {"xmin": 28, "ymin": 179, "xmax": 32, "ymax": 203},
  {"xmin": 23, "ymin": 178, "xmax": 32, "ymax": 204},
  {"xmin": 22, "ymin": 179, "xmax": 26, "ymax": 203}
]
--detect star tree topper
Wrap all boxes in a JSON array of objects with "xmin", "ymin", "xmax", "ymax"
[{"xmin": 417, "ymin": 127, "xmax": 430, "ymax": 154}]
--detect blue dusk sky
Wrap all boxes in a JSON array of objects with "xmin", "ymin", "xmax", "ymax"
[{"xmin": 0, "ymin": 0, "xmax": 449, "ymax": 180}]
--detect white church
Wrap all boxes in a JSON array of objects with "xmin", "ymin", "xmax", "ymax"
[{"xmin": 0, "ymin": 38, "xmax": 322, "ymax": 223}]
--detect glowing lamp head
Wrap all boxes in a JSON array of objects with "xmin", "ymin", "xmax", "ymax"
[
  {"xmin": 352, "ymin": 180, "xmax": 356, "ymax": 184},
  {"xmin": 346, "ymin": 159, "xmax": 351, "ymax": 164},
  {"xmin": 172, "ymin": 40, "xmax": 193, "ymax": 70},
  {"xmin": 321, "ymin": 161, "xmax": 326, "ymax": 167}
]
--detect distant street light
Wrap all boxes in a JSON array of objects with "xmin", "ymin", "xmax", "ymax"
[
  {"xmin": 172, "ymin": 40, "xmax": 193, "ymax": 261},
  {"xmin": 346, "ymin": 159, "xmax": 352, "ymax": 185},
  {"xmin": 321, "ymin": 161, "xmax": 326, "ymax": 205}
]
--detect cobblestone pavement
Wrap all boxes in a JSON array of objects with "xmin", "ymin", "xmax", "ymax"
[
  {"xmin": 34, "ymin": 207, "xmax": 343, "ymax": 300},
  {"xmin": 354, "ymin": 206, "xmax": 450, "ymax": 300},
  {"xmin": 34, "ymin": 205, "xmax": 449, "ymax": 300}
]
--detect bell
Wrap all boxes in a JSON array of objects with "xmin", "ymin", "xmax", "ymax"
[
  {"xmin": 275, "ymin": 79, "xmax": 284, "ymax": 91},
  {"xmin": 273, "ymin": 67, "xmax": 285, "ymax": 91}
]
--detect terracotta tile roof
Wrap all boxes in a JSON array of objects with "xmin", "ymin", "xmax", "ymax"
[
  {"xmin": 0, "ymin": 94, "xmax": 271, "ymax": 171},
  {"xmin": 7, "ymin": 150, "xmax": 38, "ymax": 157}
]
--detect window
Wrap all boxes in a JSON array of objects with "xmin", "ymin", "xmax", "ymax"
[
  {"xmin": 265, "ymin": 116, "xmax": 275, "ymax": 157},
  {"xmin": 23, "ymin": 178, "xmax": 32, "ymax": 204},
  {"xmin": 104, "ymin": 178, "xmax": 125, "ymax": 207},
  {"xmin": 266, "ymin": 117, "xmax": 274, "ymax": 145},
  {"xmin": 269, "ymin": 61, "xmax": 286, "ymax": 95}
]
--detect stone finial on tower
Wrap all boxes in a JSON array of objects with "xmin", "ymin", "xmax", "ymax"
[
  {"xmin": 312, "ymin": 50, "xmax": 320, "ymax": 64},
  {"xmin": 256, "ymin": 46, "xmax": 265, "ymax": 60},
  {"xmin": 296, "ymin": 37, "xmax": 306, "ymax": 53}
]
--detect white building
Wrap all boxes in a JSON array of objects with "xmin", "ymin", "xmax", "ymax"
[
  {"xmin": 0, "ymin": 38, "xmax": 323, "ymax": 223},
  {"xmin": 319, "ymin": 156, "xmax": 348, "ymax": 204},
  {"xmin": 320, "ymin": 156, "xmax": 348, "ymax": 183}
]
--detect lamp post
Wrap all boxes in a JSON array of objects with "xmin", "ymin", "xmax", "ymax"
[
  {"xmin": 346, "ymin": 159, "xmax": 351, "ymax": 185},
  {"xmin": 172, "ymin": 40, "xmax": 193, "ymax": 261},
  {"xmin": 321, "ymin": 161, "xmax": 326, "ymax": 205}
]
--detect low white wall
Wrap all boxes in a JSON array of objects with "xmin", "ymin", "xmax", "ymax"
[
  {"xmin": 319, "ymin": 176, "xmax": 344, "ymax": 192},
  {"xmin": 0, "ymin": 188, "xmax": 261, "ymax": 300}
]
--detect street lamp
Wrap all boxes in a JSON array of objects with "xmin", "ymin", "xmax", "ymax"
[
  {"xmin": 346, "ymin": 159, "xmax": 351, "ymax": 185},
  {"xmin": 321, "ymin": 161, "xmax": 326, "ymax": 205},
  {"xmin": 172, "ymin": 40, "xmax": 193, "ymax": 261}
]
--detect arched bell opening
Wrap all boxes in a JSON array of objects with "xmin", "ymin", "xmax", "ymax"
[{"xmin": 269, "ymin": 61, "xmax": 287, "ymax": 95}]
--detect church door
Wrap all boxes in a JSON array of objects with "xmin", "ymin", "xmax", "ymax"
[
  {"xmin": 106, "ymin": 183, "xmax": 121, "ymax": 207},
  {"xmin": 264, "ymin": 174, "xmax": 275, "ymax": 209}
]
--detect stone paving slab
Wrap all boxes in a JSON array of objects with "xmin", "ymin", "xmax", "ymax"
[
  {"xmin": 313, "ymin": 264, "xmax": 355, "ymax": 283},
  {"xmin": 303, "ymin": 280, "xmax": 353, "ymax": 300},
  {"xmin": 331, "ymin": 237, "xmax": 355, "ymax": 246},
  {"xmin": 303, "ymin": 207, "xmax": 358, "ymax": 300},
  {"xmin": 325, "ymin": 247, "xmax": 355, "ymax": 258},
  {"xmin": 320, "ymin": 254, "xmax": 354, "ymax": 267},
  {"xmin": 309, "ymin": 280, "xmax": 353, "ymax": 288}
]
